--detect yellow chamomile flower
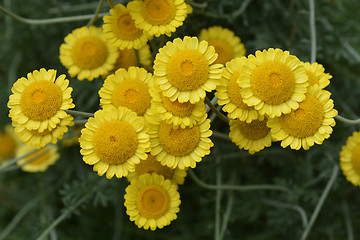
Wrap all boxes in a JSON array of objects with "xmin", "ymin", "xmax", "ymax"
[
  {"xmin": 79, "ymin": 106, "xmax": 150, "ymax": 179},
  {"xmin": 99, "ymin": 67, "xmax": 154, "ymax": 120},
  {"xmin": 59, "ymin": 26, "xmax": 119, "ymax": 81},
  {"xmin": 238, "ymin": 48, "xmax": 309, "ymax": 118},
  {"xmin": 340, "ymin": 131, "xmax": 360, "ymax": 186},
  {"xmin": 268, "ymin": 85, "xmax": 337, "ymax": 150},
  {"xmin": 149, "ymin": 115, "xmax": 213, "ymax": 169},
  {"xmin": 0, "ymin": 125, "xmax": 20, "ymax": 162},
  {"xmin": 127, "ymin": 154, "xmax": 187, "ymax": 185},
  {"xmin": 13, "ymin": 115, "xmax": 74, "ymax": 148},
  {"xmin": 199, "ymin": 26, "xmax": 246, "ymax": 65},
  {"xmin": 16, "ymin": 144, "xmax": 60, "ymax": 172},
  {"xmin": 128, "ymin": 0, "xmax": 188, "ymax": 37},
  {"xmin": 151, "ymin": 86, "xmax": 206, "ymax": 129},
  {"xmin": 8, "ymin": 68, "xmax": 75, "ymax": 133},
  {"xmin": 102, "ymin": 3, "xmax": 150, "ymax": 49},
  {"xmin": 154, "ymin": 36, "xmax": 223, "ymax": 103},
  {"xmin": 229, "ymin": 117, "xmax": 272, "ymax": 154},
  {"xmin": 302, "ymin": 61, "xmax": 331, "ymax": 89},
  {"xmin": 124, "ymin": 173, "xmax": 181, "ymax": 230},
  {"xmin": 216, "ymin": 57, "xmax": 264, "ymax": 122}
]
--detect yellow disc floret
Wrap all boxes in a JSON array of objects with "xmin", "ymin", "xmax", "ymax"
[{"xmin": 136, "ymin": 184, "xmax": 170, "ymax": 219}]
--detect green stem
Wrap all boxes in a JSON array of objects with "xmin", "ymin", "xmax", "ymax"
[
  {"xmin": 87, "ymin": 0, "xmax": 105, "ymax": 26},
  {"xmin": 342, "ymin": 201, "xmax": 354, "ymax": 240},
  {"xmin": 107, "ymin": 0, "xmax": 115, "ymax": 8},
  {"xmin": 188, "ymin": 169, "xmax": 290, "ymax": 192},
  {"xmin": 309, "ymin": 0, "xmax": 316, "ymax": 63},
  {"xmin": 215, "ymin": 153, "xmax": 222, "ymax": 240},
  {"xmin": 0, "ymin": 148, "xmax": 39, "ymax": 172},
  {"xmin": 0, "ymin": 4, "xmax": 108, "ymax": 25},
  {"xmin": 212, "ymin": 131, "xmax": 231, "ymax": 141},
  {"xmin": 187, "ymin": 1, "xmax": 207, "ymax": 8},
  {"xmin": 219, "ymin": 192, "xmax": 234, "ymax": 240},
  {"xmin": 300, "ymin": 164, "xmax": 338, "ymax": 240},
  {"xmin": 335, "ymin": 115, "xmax": 360, "ymax": 125},
  {"xmin": 64, "ymin": 109, "xmax": 94, "ymax": 118},
  {"xmin": 73, "ymin": 119, "xmax": 88, "ymax": 125},
  {"xmin": 205, "ymin": 97, "xmax": 229, "ymax": 123}
]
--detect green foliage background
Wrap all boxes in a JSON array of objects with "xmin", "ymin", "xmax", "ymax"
[{"xmin": 1, "ymin": 0, "xmax": 360, "ymax": 239}]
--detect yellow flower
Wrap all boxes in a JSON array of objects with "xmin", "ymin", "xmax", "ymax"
[
  {"xmin": 127, "ymin": 154, "xmax": 187, "ymax": 185},
  {"xmin": 79, "ymin": 106, "xmax": 150, "ymax": 179},
  {"xmin": 150, "ymin": 85, "xmax": 207, "ymax": 129},
  {"xmin": 199, "ymin": 26, "xmax": 246, "ymax": 65},
  {"xmin": 99, "ymin": 67, "xmax": 154, "ymax": 119},
  {"xmin": 302, "ymin": 61, "xmax": 331, "ymax": 89},
  {"xmin": 8, "ymin": 68, "xmax": 75, "ymax": 133},
  {"xmin": 59, "ymin": 26, "xmax": 119, "ymax": 81},
  {"xmin": 238, "ymin": 48, "xmax": 309, "ymax": 118},
  {"xmin": 149, "ymin": 115, "xmax": 213, "ymax": 169},
  {"xmin": 229, "ymin": 118, "xmax": 272, "ymax": 154},
  {"xmin": 340, "ymin": 131, "xmax": 360, "ymax": 186},
  {"xmin": 13, "ymin": 115, "xmax": 74, "ymax": 148},
  {"xmin": 154, "ymin": 36, "xmax": 223, "ymax": 103},
  {"xmin": 128, "ymin": 0, "xmax": 188, "ymax": 37},
  {"xmin": 268, "ymin": 85, "xmax": 337, "ymax": 150},
  {"xmin": 102, "ymin": 3, "xmax": 150, "ymax": 49},
  {"xmin": 124, "ymin": 173, "xmax": 180, "ymax": 230},
  {"xmin": 16, "ymin": 144, "xmax": 59, "ymax": 172},
  {"xmin": 0, "ymin": 125, "xmax": 20, "ymax": 161},
  {"xmin": 216, "ymin": 57, "xmax": 264, "ymax": 122}
]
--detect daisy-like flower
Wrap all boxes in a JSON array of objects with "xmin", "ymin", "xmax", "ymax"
[
  {"xmin": 268, "ymin": 85, "xmax": 337, "ymax": 150},
  {"xmin": 216, "ymin": 57, "xmax": 264, "ymax": 122},
  {"xmin": 127, "ymin": 154, "xmax": 187, "ymax": 185},
  {"xmin": 59, "ymin": 26, "xmax": 119, "ymax": 81},
  {"xmin": 102, "ymin": 3, "xmax": 150, "ymax": 49},
  {"xmin": 99, "ymin": 67, "xmax": 154, "ymax": 119},
  {"xmin": 238, "ymin": 48, "xmax": 309, "ymax": 118},
  {"xmin": 149, "ymin": 115, "xmax": 213, "ymax": 169},
  {"xmin": 0, "ymin": 125, "xmax": 20, "ymax": 161},
  {"xmin": 302, "ymin": 61, "xmax": 331, "ymax": 89},
  {"xmin": 13, "ymin": 115, "xmax": 74, "ymax": 148},
  {"xmin": 16, "ymin": 144, "xmax": 59, "ymax": 172},
  {"xmin": 8, "ymin": 68, "xmax": 75, "ymax": 132},
  {"xmin": 151, "ymin": 86, "xmax": 206, "ymax": 129},
  {"xmin": 79, "ymin": 106, "xmax": 150, "ymax": 179},
  {"xmin": 124, "ymin": 173, "xmax": 181, "ymax": 230},
  {"xmin": 199, "ymin": 26, "xmax": 246, "ymax": 65},
  {"xmin": 128, "ymin": 0, "xmax": 188, "ymax": 37},
  {"xmin": 340, "ymin": 131, "xmax": 360, "ymax": 186},
  {"xmin": 154, "ymin": 36, "xmax": 223, "ymax": 103},
  {"xmin": 229, "ymin": 117, "xmax": 272, "ymax": 154}
]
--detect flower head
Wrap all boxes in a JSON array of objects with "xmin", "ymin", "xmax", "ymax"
[
  {"xmin": 154, "ymin": 36, "xmax": 223, "ymax": 103},
  {"xmin": 124, "ymin": 173, "xmax": 181, "ymax": 230},
  {"xmin": 8, "ymin": 68, "xmax": 75, "ymax": 133},
  {"xmin": 340, "ymin": 131, "xmax": 360, "ymax": 186},
  {"xmin": 59, "ymin": 26, "xmax": 119, "ymax": 81},
  {"xmin": 79, "ymin": 106, "xmax": 150, "ymax": 179}
]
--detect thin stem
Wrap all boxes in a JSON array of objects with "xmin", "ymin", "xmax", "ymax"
[
  {"xmin": 300, "ymin": 165, "xmax": 339, "ymax": 240},
  {"xmin": 215, "ymin": 153, "xmax": 222, "ymax": 240},
  {"xmin": 231, "ymin": 0, "xmax": 251, "ymax": 19},
  {"xmin": 212, "ymin": 131, "xmax": 231, "ymax": 142},
  {"xmin": 0, "ymin": 148, "xmax": 39, "ymax": 172},
  {"xmin": 107, "ymin": 0, "xmax": 115, "ymax": 8},
  {"xmin": 342, "ymin": 201, "xmax": 354, "ymax": 240},
  {"xmin": 219, "ymin": 192, "xmax": 234, "ymax": 240},
  {"xmin": 187, "ymin": 1, "xmax": 207, "ymax": 8},
  {"xmin": 73, "ymin": 119, "xmax": 88, "ymax": 125},
  {"xmin": 205, "ymin": 97, "xmax": 229, "ymax": 123},
  {"xmin": 64, "ymin": 109, "xmax": 94, "ymax": 118},
  {"xmin": 0, "ymin": 4, "xmax": 108, "ymax": 25},
  {"xmin": 309, "ymin": 0, "xmax": 316, "ymax": 63},
  {"xmin": 335, "ymin": 115, "xmax": 360, "ymax": 125},
  {"xmin": 188, "ymin": 169, "xmax": 290, "ymax": 192},
  {"xmin": 87, "ymin": 0, "xmax": 105, "ymax": 26}
]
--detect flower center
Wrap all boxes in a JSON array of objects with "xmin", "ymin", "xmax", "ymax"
[
  {"xmin": 166, "ymin": 49, "xmax": 209, "ymax": 91},
  {"xmin": 351, "ymin": 145, "xmax": 360, "ymax": 175},
  {"xmin": 228, "ymin": 71, "xmax": 251, "ymax": 109},
  {"xmin": 71, "ymin": 36, "xmax": 108, "ymax": 69},
  {"xmin": 208, "ymin": 39, "xmax": 234, "ymax": 64},
  {"xmin": 25, "ymin": 148, "xmax": 52, "ymax": 165},
  {"xmin": 135, "ymin": 154, "xmax": 175, "ymax": 179},
  {"xmin": 141, "ymin": 0, "xmax": 176, "ymax": 25},
  {"xmin": 250, "ymin": 61, "xmax": 295, "ymax": 105},
  {"xmin": 162, "ymin": 96, "xmax": 195, "ymax": 117},
  {"xmin": 113, "ymin": 13, "xmax": 143, "ymax": 40},
  {"xmin": 0, "ymin": 133, "xmax": 16, "ymax": 159},
  {"xmin": 113, "ymin": 49, "xmax": 137, "ymax": 71},
  {"xmin": 137, "ymin": 185, "xmax": 170, "ymax": 219},
  {"xmin": 158, "ymin": 121, "xmax": 200, "ymax": 156},
  {"xmin": 20, "ymin": 80, "xmax": 62, "ymax": 121},
  {"xmin": 237, "ymin": 118, "xmax": 270, "ymax": 140},
  {"xmin": 112, "ymin": 79, "xmax": 151, "ymax": 116},
  {"xmin": 305, "ymin": 70, "xmax": 318, "ymax": 86},
  {"xmin": 279, "ymin": 94, "xmax": 324, "ymax": 138},
  {"xmin": 93, "ymin": 120, "xmax": 138, "ymax": 165}
]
